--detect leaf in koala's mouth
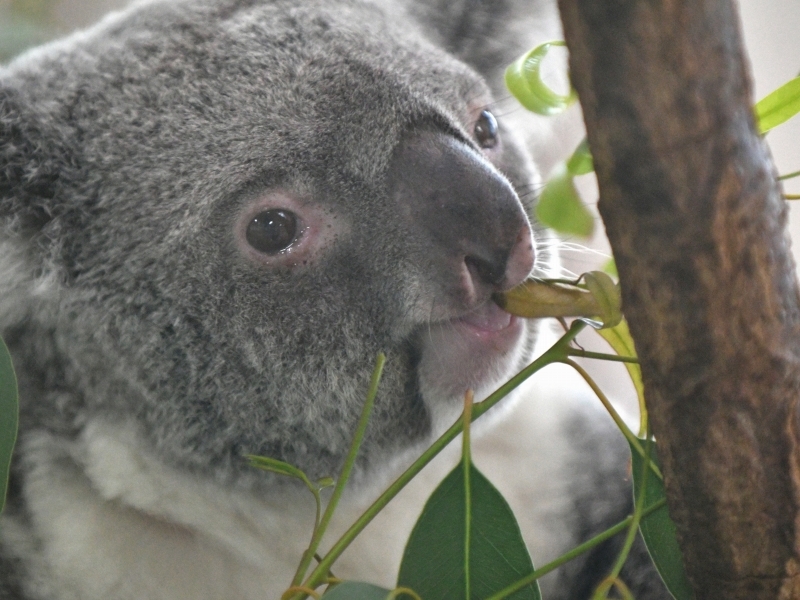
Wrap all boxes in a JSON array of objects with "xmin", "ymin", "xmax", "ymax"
[
  {"xmin": 494, "ymin": 279, "xmax": 599, "ymax": 318},
  {"xmin": 494, "ymin": 273, "xmax": 622, "ymax": 328}
]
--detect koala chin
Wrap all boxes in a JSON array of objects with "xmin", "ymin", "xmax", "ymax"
[{"xmin": 0, "ymin": 0, "xmax": 670, "ymax": 598}]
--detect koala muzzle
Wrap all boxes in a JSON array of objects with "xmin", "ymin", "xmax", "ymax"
[{"xmin": 389, "ymin": 131, "xmax": 535, "ymax": 306}]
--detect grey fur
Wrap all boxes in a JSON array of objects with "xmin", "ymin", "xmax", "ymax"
[{"xmin": 0, "ymin": 1, "xmax": 669, "ymax": 598}]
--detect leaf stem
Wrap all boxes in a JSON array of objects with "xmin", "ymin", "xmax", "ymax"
[
  {"xmin": 484, "ymin": 498, "xmax": 666, "ymax": 600},
  {"xmin": 300, "ymin": 321, "xmax": 587, "ymax": 594},
  {"xmin": 562, "ymin": 359, "xmax": 662, "ymax": 481},
  {"xmin": 613, "ymin": 439, "xmax": 650, "ymax": 575},
  {"xmin": 593, "ymin": 577, "xmax": 634, "ymax": 600},
  {"xmin": 778, "ymin": 169, "xmax": 800, "ymax": 181},
  {"xmin": 462, "ymin": 391, "xmax": 474, "ymax": 600},
  {"xmin": 567, "ymin": 349, "xmax": 640, "ymax": 364},
  {"xmin": 593, "ymin": 436, "xmax": 653, "ymax": 599},
  {"xmin": 245, "ymin": 457, "xmax": 326, "ymax": 573},
  {"xmin": 291, "ymin": 353, "xmax": 386, "ymax": 587}
]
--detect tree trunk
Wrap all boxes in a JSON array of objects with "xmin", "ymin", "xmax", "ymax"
[{"xmin": 557, "ymin": 0, "xmax": 800, "ymax": 597}]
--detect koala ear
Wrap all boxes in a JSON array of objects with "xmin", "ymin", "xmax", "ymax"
[
  {"xmin": 0, "ymin": 83, "xmax": 68, "ymax": 239},
  {"xmin": 405, "ymin": 0, "xmax": 562, "ymax": 84},
  {"xmin": 1, "ymin": 82, "xmax": 76, "ymax": 324}
]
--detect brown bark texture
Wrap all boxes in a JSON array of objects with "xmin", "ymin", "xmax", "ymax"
[{"xmin": 557, "ymin": 0, "xmax": 800, "ymax": 597}]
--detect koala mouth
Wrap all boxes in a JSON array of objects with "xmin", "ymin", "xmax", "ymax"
[
  {"xmin": 452, "ymin": 300, "xmax": 518, "ymax": 336},
  {"xmin": 414, "ymin": 299, "xmax": 529, "ymax": 415}
]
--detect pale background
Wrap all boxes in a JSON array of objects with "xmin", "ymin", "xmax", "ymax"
[{"xmin": 1, "ymin": 0, "xmax": 799, "ymax": 414}]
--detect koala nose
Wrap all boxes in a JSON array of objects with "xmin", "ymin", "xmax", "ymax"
[
  {"xmin": 388, "ymin": 131, "xmax": 535, "ymax": 304},
  {"xmin": 464, "ymin": 224, "xmax": 535, "ymax": 290}
]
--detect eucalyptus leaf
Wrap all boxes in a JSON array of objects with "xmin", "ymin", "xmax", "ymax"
[
  {"xmin": 246, "ymin": 454, "xmax": 309, "ymax": 480},
  {"xmin": 536, "ymin": 164, "xmax": 595, "ymax": 237},
  {"xmin": 322, "ymin": 581, "xmax": 393, "ymax": 600},
  {"xmin": 495, "ymin": 278, "xmax": 601, "ymax": 319},
  {"xmin": 317, "ymin": 477, "xmax": 335, "ymax": 489},
  {"xmin": 630, "ymin": 441, "xmax": 693, "ymax": 600},
  {"xmin": 566, "ymin": 138, "xmax": 594, "ymax": 176},
  {"xmin": 397, "ymin": 463, "xmax": 540, "ymax": 600},
  {"xmin": 596, "ymin": 321, "xmax": 647, "ymax": 435},
  {"xmin": 602, "ymin": 258, "xmax": 618, "ymax": 277},
  {"xmin": 583, "ymin": 271, "xmax": 622, "ymax": 328},
  {"xmin": 0, "ymin": 336, "xmax": 19, "ymax": 515},
  {"xmin": 755, "ymin": 76, "xmax": 800, "ymax": 133},
  {"xmin": 505, "ymin": 41, "xmax": 576, "ymax": 116}
]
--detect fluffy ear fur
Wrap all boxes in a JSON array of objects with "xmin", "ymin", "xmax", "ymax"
[
  {"xmin": 401, "ymin": 0, "xmax": 562, "ymax": 86},
  {"xmin": 1, "ymin": 86, "xmax": 51, "ymax": 232},
  {"xmin": 0, "ymin": 77, "xmax": 88, "ymax": 233},
  {"xmin": 1, "ymin": 89, "xmax": 52, "ymax": 258},
  {"xmin": 0, "ymin": 84, "xmax": 77, "ymax": 329}
]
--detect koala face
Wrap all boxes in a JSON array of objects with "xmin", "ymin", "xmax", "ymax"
[{"xmin": 1, "ymin": 0, "xmax": 547, "ymax": 486}]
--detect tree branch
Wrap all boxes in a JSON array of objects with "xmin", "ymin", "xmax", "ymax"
[{"xmin": 557, "ymin": 0, "xmax": 800, "ymax": 597}]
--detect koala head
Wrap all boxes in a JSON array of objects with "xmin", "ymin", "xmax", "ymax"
[{"xmin": 0, "ymin": 0, "xmax": 558, "ymax": 486}]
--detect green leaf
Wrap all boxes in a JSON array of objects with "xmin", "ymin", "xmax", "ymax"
[
  {"xmin": 583, "ymin": 271, "xmax": 622, "ymax": 328},
  {"xmin": 536, "ymin": 164, "xmax": 595, "ymax": 237},
  {"xmin": 317, "ymin": 476, "xmax": 335, "ymax": 489},
  {"xmin": 629, "ymin": 441, "xmax": 693, "ymax": 600},
  {"xmin": 246, "ymin": 455, "xmax": 310, "ymax": 481},
  {"xmin": 602, "ymin": 258, "xmax": 618, "ymax": 277},
  {"xmin": 397, "ymin": 463, "xmax": 541, "ymax": 600},
  {"xmin": 495, "ymin": 278, "xmax": 602, "ymax": 319},
  {"xmin": 505, "ymin": 41, "xmax": 577, "ymax": 116},
  {"xmin": 596, "ymin": 321, "xmax": 647, "ymax": 436},
  {"xmin": 322, "ymin": 581, "xmax": 392, "ymax": 600},
  {"xmin": 0, "ymin": 336, "xmax": 19, "ymax": 515},
  {"xmin": 755, "ymin": 76, "xmax": 800, "ymax": 133},
  {"xmin": 566, "ymin": 138, "xmax": 594, "ymax": 176}
]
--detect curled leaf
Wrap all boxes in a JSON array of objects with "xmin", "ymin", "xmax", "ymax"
[
  {"xmin": 583, "ymin": 271, "xmax": 622, "ymax": 328},
  {"xmin": 496, "ymin": 274, "xmax": 620, "ymax": 329},
  {"xmin": 495, "ymin": 279, "xmax": 601, "ymax": 319},
  {"xmin": 505, "ymin": 41, "xmax": 577, "ymax": 116}
]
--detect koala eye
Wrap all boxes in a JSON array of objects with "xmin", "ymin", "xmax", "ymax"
[
  {"xmin": 245, "ymin": 209, "xmax": 299, "ymax": 254},
  {"xmin": 474, "ymin": 109, "xmax": 499, "ymax": 149}
]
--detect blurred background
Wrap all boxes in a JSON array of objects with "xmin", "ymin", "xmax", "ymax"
[{"xmin": 1, "ymin": 0, "xmax": 799, "ymax": 415}]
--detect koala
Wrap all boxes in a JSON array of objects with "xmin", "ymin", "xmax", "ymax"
[{"xmin": 0, "ymin": 0, "xmax": 672, "ymax": 598}]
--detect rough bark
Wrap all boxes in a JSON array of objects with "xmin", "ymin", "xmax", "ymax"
[{"xmin": 557, "ymin": 0, "xmax": 800, "ymax": 597}]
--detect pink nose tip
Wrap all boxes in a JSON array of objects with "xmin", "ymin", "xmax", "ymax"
[
  {"xmin": 500, "ymin": 225, "xmax": 535, "ymax": 291},
  {"xmin": 462, "ymin": 223, "xmax": 535, "ymax": 300}
]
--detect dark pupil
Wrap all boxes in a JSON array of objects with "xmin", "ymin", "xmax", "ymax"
[
  {"xmin": 474, "ymin": 109, "xmax": 498, "ymax": 148},
  {"xmin": 245, "ymin": 210, "xmax": 298, "ymax": 254}
]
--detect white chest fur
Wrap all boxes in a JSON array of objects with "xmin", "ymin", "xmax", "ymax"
[{"xmin": 6, "ymin": 365, "xmax": 599, "ymax": 600}]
